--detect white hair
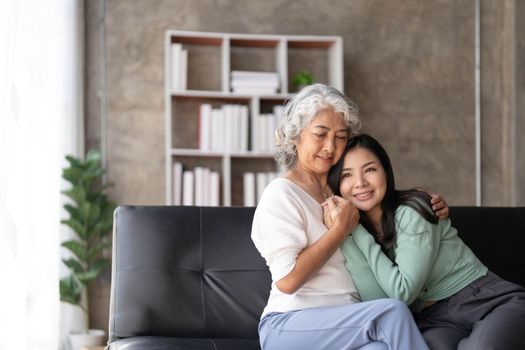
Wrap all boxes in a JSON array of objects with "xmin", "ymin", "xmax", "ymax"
[{"xmin": 274, "ymin": 84, "xmax": 361, "ymax": 169}]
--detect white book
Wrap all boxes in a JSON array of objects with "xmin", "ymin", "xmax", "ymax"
[
  {"xmin": 199, "ymin": 104, "xmax": 212, "ymax": 151},
  {"xmin": 272, "ymin": 105, "xmax": 284, "ymax": 151},
  {"xmin": 231, "ymin": 70, "xmax": 279, "ymax": 83},
  {"xmin": 240, "ymin": 105, "xmax": 249, "ymax": 152},
  {"xmin": 266, "ymin": 113, "xmax": 277, "ymax": 152},
  {"xmin": 211, "ymin": 108, "xmax": 225, "ymax": 151},
  {"xmin": 182, "ymin": 170, "xmax": 194, "ymax": 205},
  {"xmin": 231, "ymin": 80, "xmax": 279, "ymax": 88},
  {"xmin": 209, "ymin": 171, "xmax": 220, "ymax": 206},
  {"xmin": 223, "ymin": 105, "xmax": 234, "ymax": 152},
  {"xmin": 243, "ymin": 172, "xmax": 256, "ymax": 207},
  {"xmin": 234, "ymin": 105, "xmax": 241, "ymax": 152},
  {"xmin": 172, "ymin": 162, "xmax": 183, "ymax": 205},
  {"xmin": 251, "ymin": 113, "xmax": 259, "ymax": 152},
  {"xmin": 194, "ymin": 167, "xmax": 204, "ymax": 206},
  {"xmin": 202, "ymin": 167, "xmax": 211, "ymax": 205},
  {"xmin": 256, "ymin": 172, "xmax": 268, "ymax": 203},
  {"xmin": 180, "ymin": 49, "xmax": 188, "ymax": 90},
  {"xmin": 259, "ymin": 114, "xmax": 269, "ymax": 151},
  {"xmin": 170, "ymin": 43, "xmax": 182, "ymax": 91},
  {"xmin": 232, "ymin": 86, "xmax": 278, "ymax": 95}
]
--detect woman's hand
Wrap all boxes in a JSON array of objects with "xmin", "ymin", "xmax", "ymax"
[
  {"xmin": 322, "ymin": 195, "xmax": 359, "ymax": 235},
  {"xmin": 430, "ymin": 193, "xmax": 449, "ymax": 220},
  {"xmin": 322, "ymin": 198, "xmax": 335, "ymax": 228}
]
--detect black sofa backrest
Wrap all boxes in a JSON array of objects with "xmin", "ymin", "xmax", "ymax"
[
  {"xmin": 448, "ymin": 206, "xmax": 525, "ymax": 287},
  {"xmin": 109, "ymin": 206, "xmax": 270, "ymax": 343},
  {"xmin": 109, "ymin": 206, "xmax": 525, "ymax": 343}
]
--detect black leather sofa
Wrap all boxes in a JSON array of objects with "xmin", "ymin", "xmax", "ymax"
[{"xmin": 107, "ymin": 206, "xmax": 525, "ymax": 350}]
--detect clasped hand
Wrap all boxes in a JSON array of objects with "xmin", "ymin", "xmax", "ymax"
[{"xmin": 321, "ymin": 195, "xmax": 360, "ymax": 236}]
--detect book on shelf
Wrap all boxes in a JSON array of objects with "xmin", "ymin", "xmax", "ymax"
[
  {"xmin": 174, "ymin": 164, "xmax": 221, "ymax": 206},
  {"xmin": 172, "ymin": 162, "xmax": 183, "ymax": 205},
  {"xmin": 199, "ymin": 104, "xmax": 212, "ymax": 151},
  {"xmin": 243, "ymin": 172, "xmax": 256, "ymax": 206},
  {"xmin": 223, "ymin": 105, "xmax": 235, "ymax": 152},
  {"xmin": 243, "ymin": 171, "xmax": 280, "ymax": 206},
  {"xmin": 230, "ymin": 70, "xmax": 279, "ymax": 94},
  {"xmin": 194, "ymin": 167, "xmax": 205, "ymax": 205},
  {"xmin": 200, "ymin": 103, "xmax": 249, "ymax": 152},
  {"xmin": 240, "ymin": 105, "xmax": 249, "ymax": 151},
  {"xmin": 256, "ymin": 172, "xmax": 267, "ymax": 203},
  {"xmin": 252, "ymin": 105, "xmax": 282, "ymax": 152},
  {"xmin": 210, "ymin": 108, "xmax": 224, "ymax": 151},
  {"xmin": 170, "ymin": 43, "xmax": 187, "ymax": 91},
  {"xmin": 180, "ymin": 48, "xmax": 187, "ymax": 90},
  {"xmin": 209, "ymin": 171, "xmax": 220, "ymax": 206},
  {"xmin": 182, "ymin": 170, "xmax": 194, "ymax": 205}
]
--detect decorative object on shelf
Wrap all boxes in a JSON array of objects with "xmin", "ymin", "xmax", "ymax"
[
  {"xmin": 292, "ymin": 70, "xmax": 314, "ymax": 91},
  {"xmin": 59, "ymin": 149, "xmax": 117, "ymax": 350}
]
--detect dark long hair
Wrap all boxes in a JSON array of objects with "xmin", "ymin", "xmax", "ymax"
[{"xmin": 328, "ymin": 134, "xmax": 438, "ymax": 252}]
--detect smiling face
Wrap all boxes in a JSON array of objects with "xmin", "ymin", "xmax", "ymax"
[
  {"xmin": 294, "ymin": 108, "xmax": 349, "ymax": 177},
  {"xmin": 339, "ymin": 146, "xmax": 387, "ymax": 221}
]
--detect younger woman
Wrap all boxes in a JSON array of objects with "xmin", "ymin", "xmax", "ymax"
[{"xmin": 325, "ymin": 133, "xmax": 525, "ymax": 349}]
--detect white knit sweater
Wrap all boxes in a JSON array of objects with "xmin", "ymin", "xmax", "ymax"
[{"xmin": 251, "ymin": 178, "xmax": 360, "ymax": 317}]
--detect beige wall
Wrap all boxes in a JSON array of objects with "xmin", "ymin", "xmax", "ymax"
[{"xmin": 85, "ymin": 0, "xmax": 524, "ymax": 333}]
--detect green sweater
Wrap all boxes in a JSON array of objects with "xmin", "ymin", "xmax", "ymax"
[{"xmin": 342, "ymin": 205, "xmax": 488, "ymax": 312}]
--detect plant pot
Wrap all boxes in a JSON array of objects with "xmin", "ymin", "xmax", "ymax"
[{"xmin": 68, "ymin": 329, "xmax": 106, "ymax": 350}]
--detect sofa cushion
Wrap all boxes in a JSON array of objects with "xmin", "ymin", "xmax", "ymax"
[{"xmin": 108, "ymin": 206, "xmax": 271, "ymax": 343}]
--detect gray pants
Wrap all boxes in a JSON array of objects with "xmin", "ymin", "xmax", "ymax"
[{"xmin": 415, "ymin": 271, "xmax": 525, "ymax": 350}]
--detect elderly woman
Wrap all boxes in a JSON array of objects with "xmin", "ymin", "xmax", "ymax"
[{"xmin": 251, "ymin": 84, "xmax": 446, "ymax": 350}]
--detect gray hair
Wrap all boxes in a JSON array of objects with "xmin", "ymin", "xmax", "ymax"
[{"xmin": 274, "ymin": 84, "xmax": 361, "ymax": 169}]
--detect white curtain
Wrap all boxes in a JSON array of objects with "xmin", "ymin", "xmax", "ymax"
[{"xmin": 0, "ymin": 1, "xmax": 84, "ymax": 349}]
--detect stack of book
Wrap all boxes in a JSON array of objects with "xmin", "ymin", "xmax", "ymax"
[
  {"xmin": 172, "ymin": 162, "xmax": 220, "ymax": 206},
  {"xmin": 251, "ymin": 105, "xmax": 284, "ymax": 152},
  {"xmin": 199, "ymin": 103, "xmax": 249, "ymax": 152},
  {"xmin": 243, "ymin": 171, "xmax": 280, "ymax": 206},
  {"xmin": 230, "ymin": 70, "xmax": 279, "ymax": 94},
  {"xmin": 171, "ymin": 43, "xmax": 188, "ymax": 91}
]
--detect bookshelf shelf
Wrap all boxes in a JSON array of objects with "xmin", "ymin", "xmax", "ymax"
[
  {"xmin": 165, "ymin": 30, "xmax": 343, "ymax": 206},
  {"xmin": 170, "ymin": 149, "xmax": 274, "ymax": 158}
]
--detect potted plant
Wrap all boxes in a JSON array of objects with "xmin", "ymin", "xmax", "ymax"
[
  {"xmin": 59, "ymin": 149, "xmax": 116, "ymax": 350},
  {"xmin": 292, "ymin": 70, "xmax": 314, "ymax": 91}
]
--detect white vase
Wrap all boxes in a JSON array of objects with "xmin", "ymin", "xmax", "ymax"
[{"xmin": 68, "ymin": 329, "xmax": 106, "ymax": 350}]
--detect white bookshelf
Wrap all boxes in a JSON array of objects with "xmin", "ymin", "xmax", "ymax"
[{"xmin": 165, "ymin": 30, "xmax": 344, "ymax": 206}]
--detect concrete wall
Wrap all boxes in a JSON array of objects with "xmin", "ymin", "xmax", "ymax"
[{"xmin": 84, "ymin": 0, "xmax": 524, "ymax": 334}]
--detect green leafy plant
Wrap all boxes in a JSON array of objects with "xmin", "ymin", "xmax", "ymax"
[
  {"xmin": 59, "ymin": 149, "xmax": 116, "ymax": 329},
  {"xmin": 292, "ymin": 71, "xmax": 314, "ymax": 91}
]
